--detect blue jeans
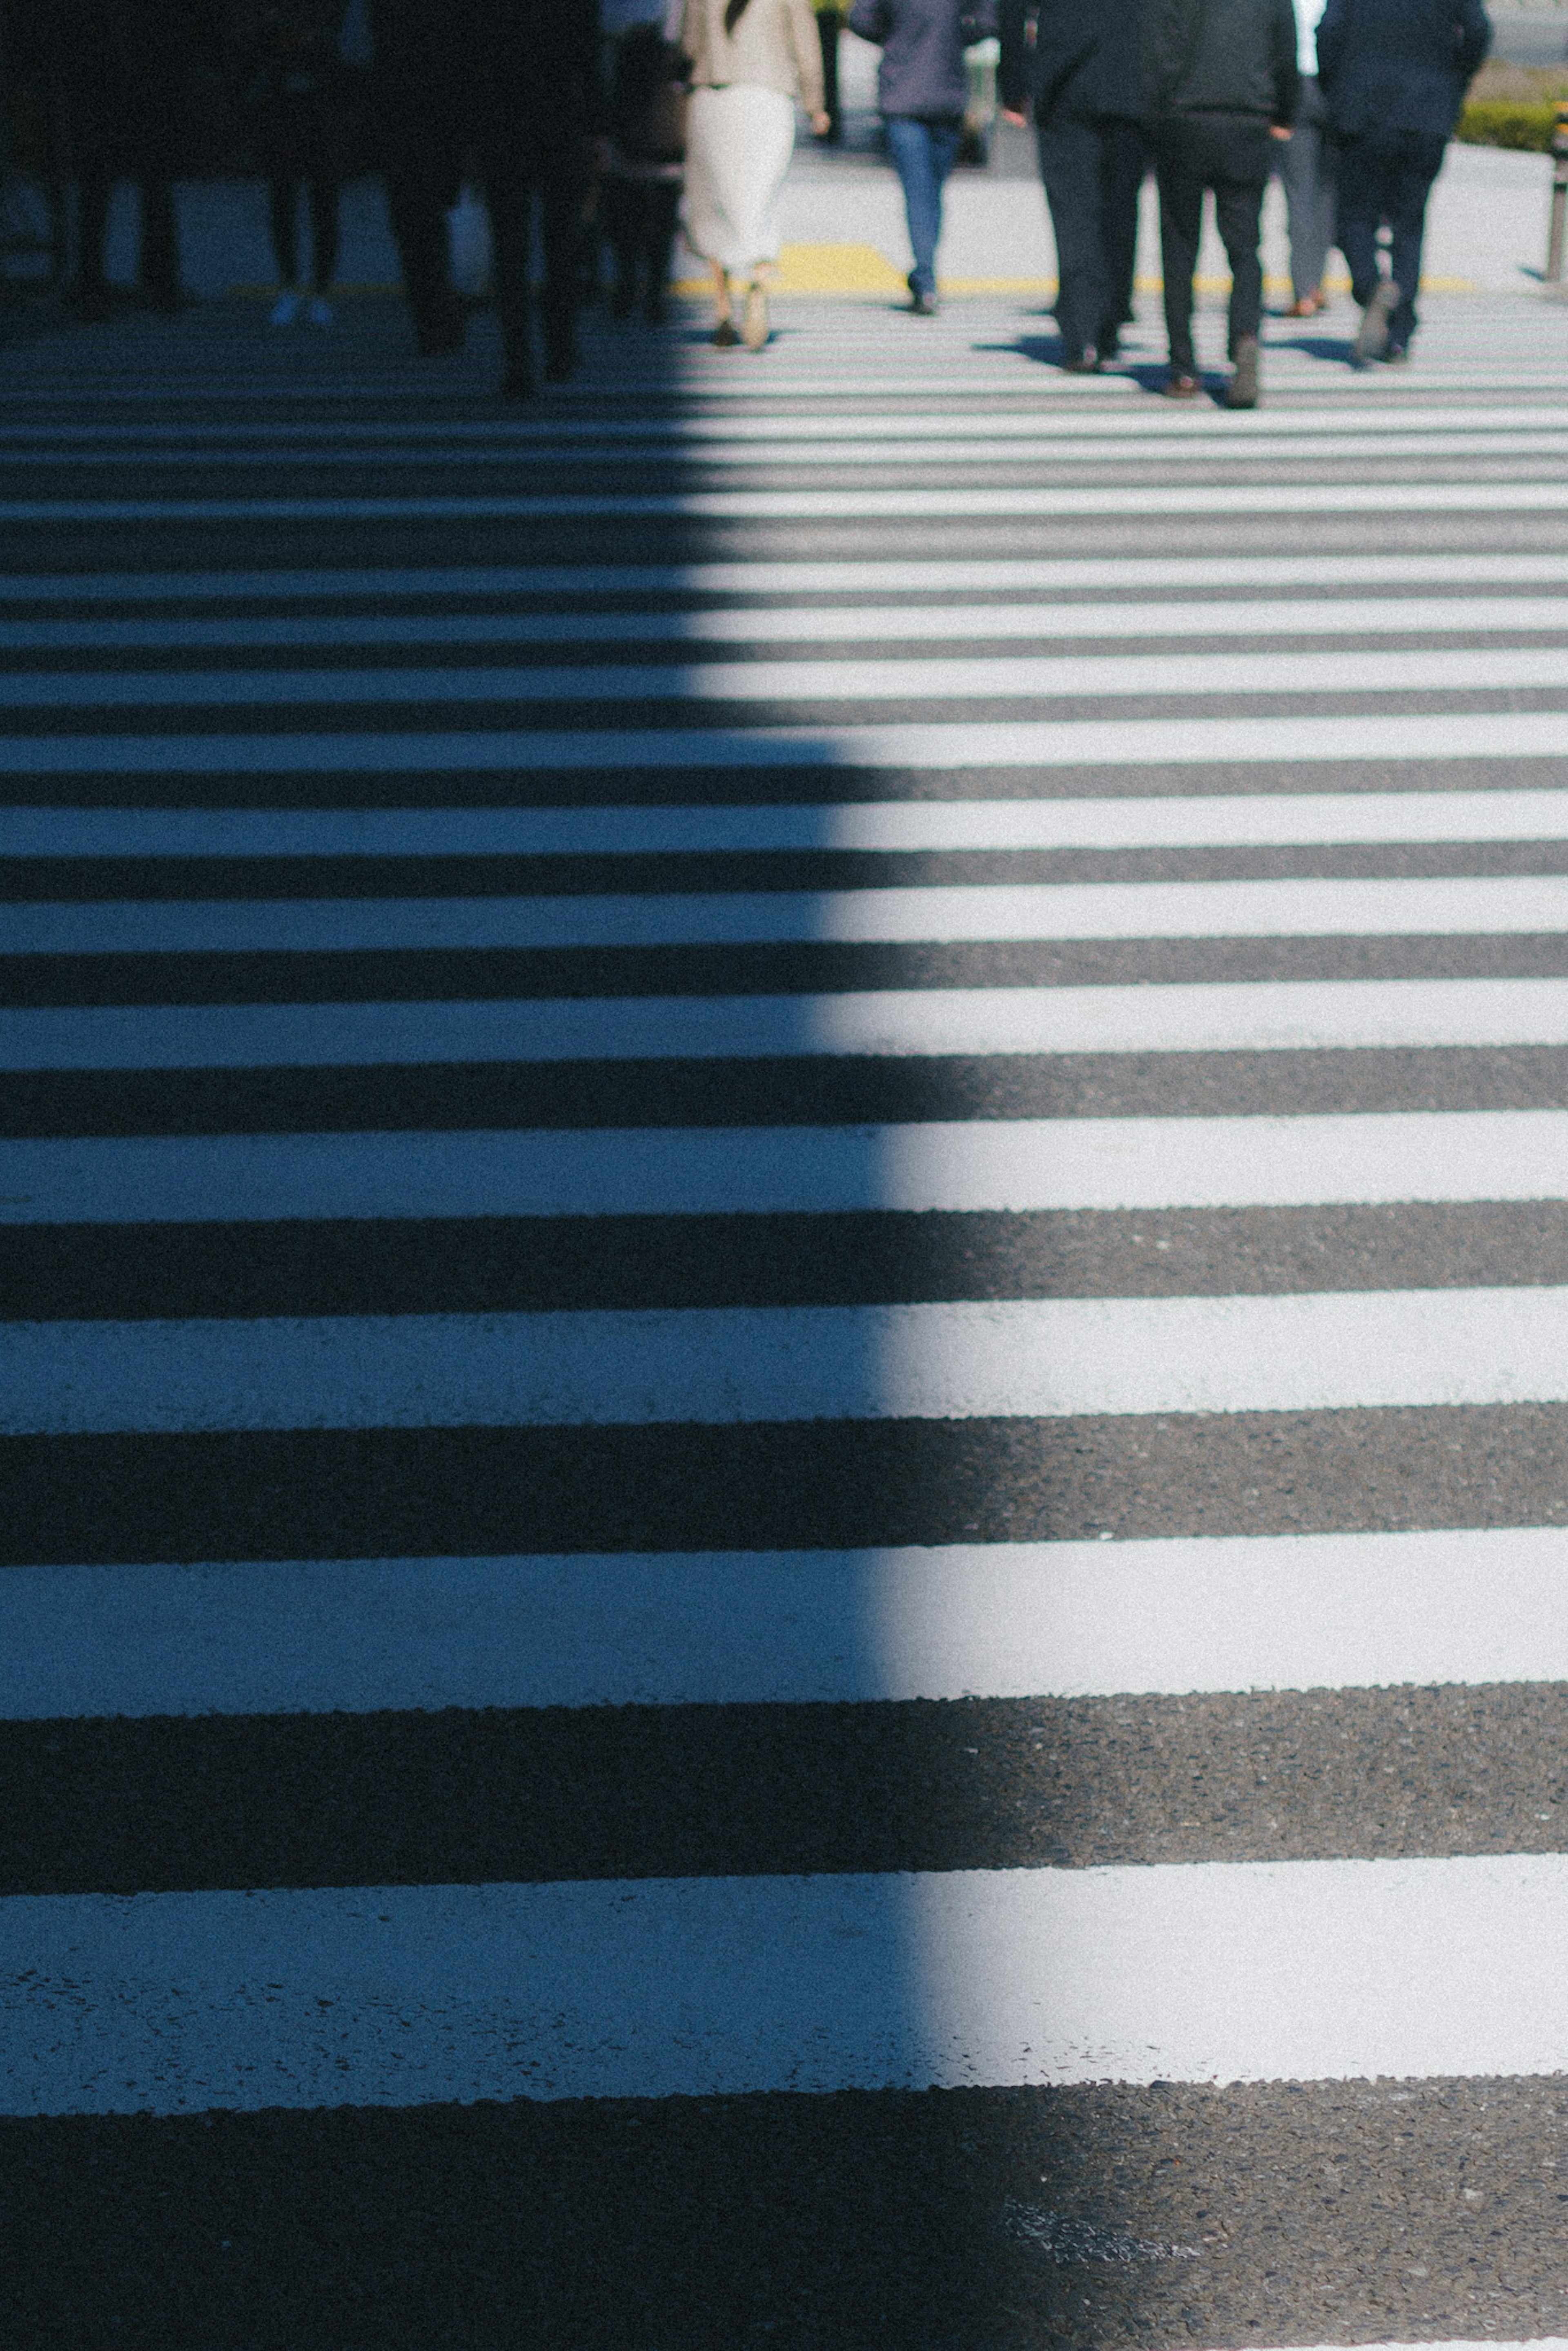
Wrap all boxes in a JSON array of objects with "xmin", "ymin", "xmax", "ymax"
[{"xmin": 885, "ymin": 116, "xmax": 962, "ymax": 299}]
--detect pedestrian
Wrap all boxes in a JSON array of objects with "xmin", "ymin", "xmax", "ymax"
[
  {"xmin": 55, "ymin": 0, "xmax": 218, "ymax": 321},
  {"xmin": 369, "ymin": 0, "xmax": 606, "ymax": 397},
  {"xmin": 813, "ymin": 0, "xmax": 847, "ymax": 138},
  {"xmin": 1276, "ymin": 0, "xmax": 1334, "ymax": 314},
  {"xmin": 1141, "ymin": 0, "xmax": 1299, "ymax": 406},
  {"xmin": 999, "ymin": 0, "xmax": 1146, "ymax": 370},
  {"xmin": 604, "ymin": 20, "xmax": 687, "ymax": 322},
  {"xmin": 1315, "ymin": 0, "xmax": 1490, "ymax": 365},
  {"xmin": 850, "ymin": 0, "xmax": 997, "ymax": 314},
  {"xmin": 235, "ymin": 0, "xmax": 353, "ymax": 325},
  {"xmin": 680, "ymin": 0, "xmax": 828, "ymax": 350}
]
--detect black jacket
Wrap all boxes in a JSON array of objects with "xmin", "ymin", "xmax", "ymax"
[
  {"xmin": 999, "ymin": 0, "xmax": 1143, "ymax": 121},
  {"xmin": 1140, "ymin": 0, "xmax": 1299, "ymax": 123},
  {"xmin": 1316, "ymin": 0, "xmax": 1490, "ymax": 136},
  {"xmin": 368, "ymin": 0, "xmax": 604, "ymax": 136}
]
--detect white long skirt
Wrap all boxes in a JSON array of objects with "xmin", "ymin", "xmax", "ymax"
[{"xmin": 681, "ymin": 83, "xmax": 796, "ymax": 276}]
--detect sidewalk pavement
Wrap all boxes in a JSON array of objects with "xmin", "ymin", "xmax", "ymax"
[{"xmin": 111, "ymin": 136, "xmax": 1559, "ymax": 313}]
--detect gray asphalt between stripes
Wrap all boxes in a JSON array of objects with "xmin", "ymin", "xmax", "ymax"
[{"xmin": 9, "ymin": 283, "xmax": 1568, "ymax": 2347}]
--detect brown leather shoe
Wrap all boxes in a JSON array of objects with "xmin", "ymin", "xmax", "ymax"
[{"xmin": 1163, "ymin": 370, "xmax": 1200, "ymax": 399}]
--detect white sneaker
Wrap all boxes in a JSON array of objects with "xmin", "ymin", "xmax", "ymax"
[
  {"xmin": 306, "ymin": 296, "xmax": 333, "ymax": 328},
  {"xmin": 269, "ymin": 290, "xmax": 301, "ymax": 326}
]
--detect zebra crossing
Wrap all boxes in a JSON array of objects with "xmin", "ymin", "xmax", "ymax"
[{"xmin": 6, "ymin": 286, "xmax": 1568, "ymax": 2346}]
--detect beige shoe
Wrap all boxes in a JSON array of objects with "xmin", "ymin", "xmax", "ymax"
[{"xmin": 742, "ymin": 282, "xmax": 769, "ymax": 351}]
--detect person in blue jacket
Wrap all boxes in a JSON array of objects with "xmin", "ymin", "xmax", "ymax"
[
  {"xmin": 1315, "ymin": 0, "xmax": 1491, "ymax": 364},
  {"xmin": 849, "ymin": 0, "xmax": 998, "ymax": 313},
  {"xmin": 999, "ymin": 0, "xmax": 1146, "ymax": 370}
]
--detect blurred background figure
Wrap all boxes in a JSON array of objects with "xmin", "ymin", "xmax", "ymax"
[
  {"xmin": 234, "ymin": 0, "xmax": 354, "ymax": 324},
  {"xmin": 1316, "ymin": 0, "xmax": 1491, "ymax": 365},
  {"xmin": 681, "ymin": 0, "xmax": 826, "ymax": 350},
  {"xmin": 999, "ymin": 0, "xmax": 1145, "ymax": 369},
  {"xmin": 1276, "ymin": 0, "xmax": 1334, "ymax": 315},
  {"xmin": 604, "ymin": 18, "xmax": 686, "ymax": 323},
  {"xmin": 55, "ymin": 0, "xmax": 220, "ymax": 319},
  {"xmin": 812, "ymin": 0, "xmax": 847, "ymax": 138},
  {"xmin": 850, "ymin": 0, "xmax": 997, "ymax": 316},
  {"xmin": 368, "ymin": 0, "xmax": 605, "ymax": 397}
]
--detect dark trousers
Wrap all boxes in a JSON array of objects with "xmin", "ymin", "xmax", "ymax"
[
  {"xmin": 76, "ymin": 168, "xmax": 179, "ymax": 310},
  {"xmin": 1153, "ymin": 112, "xmax": 1274, "ymax": 370},
  {"xmin": 382, "ymin": 127, "xmax": 586, "ymax": 381},
  {"xmin": 604, "ymin": 178, "xmax": 681, "ymax": 319},
  {"xmin": 1035, "ymin": 114, "xmax": 1145, "ymax": 361},
  {"xmin": 816, "ymin": 7, "xmax": 844, "ymax": 136},
  {"xmin": 1335, "ymin": 126, "xmax": 1446, "ymax": 351},
  {"xmin": 268, "ymin": 176, "xmax": 341, "ymax": 291}
]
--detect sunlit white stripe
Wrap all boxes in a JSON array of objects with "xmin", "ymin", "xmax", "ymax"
[
  {"xmin": 7, "ymin": 553, "xmax": 1568, "ymax": 599},
  {"xmin": 16, "ymin": 593, "xmax": 1568, "ymax": 652},
  {"xmin": 16, "ymin": 876, "xmax": 1568, "ymax": 954},
  {"xmin": 9, "ymin": 713, "xmax": 1568, "ymax": 773},
  {"xmin": 17, "ymin": 646, "xmax": 1568, "ymax": 707},
  {"xmin": 8, "ymin": 481, "xmax": 1568, "ymax": 521},
  {"xmin": 12, "ymin": 790, "xmax": 1568, "ymax": 859},
  {"xmin": 8, "ymin": 975, "xmax": 1568, "ymax": 1070},
  {"xmin": 6, "ymin": 1854, "xmax": 1568, "ymax": 2113},
  {"xmin": 7, "ymin": 1285, "xmax": 1568, "ymax": 1433},
  {"xmin": 6, "ymin": 1524, "xmax": 1565, "ymax": 1718},
  {"xmin": 4, "ymin": 1109, "xmax": 1560, "ymax": 1225}
]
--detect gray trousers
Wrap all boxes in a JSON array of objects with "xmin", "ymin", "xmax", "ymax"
[{"xmin": 1276, "ymin": 74, "xmax": 1336, "ymax": 301}]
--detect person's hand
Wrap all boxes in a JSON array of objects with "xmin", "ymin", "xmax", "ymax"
[
  {"xmin": 1269, "ymin": 123, "xmax": 1292, "ymax": 138},
  {"xmin": 811, "ymin": 109, "xmax": 832, "ymax": 135},
  {"xmin": 1000, "ymin": 106, "xmax": 1028, "ymax": 124}
]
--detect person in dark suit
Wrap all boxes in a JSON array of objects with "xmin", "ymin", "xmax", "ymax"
[
  {"xmin": 1315, "ymin": 0, "xmax": 1490, "ymax": 363},
  {"xmin": 368, "ymin": 0, "xmax": 605, "ymax": 396},
  {"xmin": 999, "ymin": 0, "xmax": 1146, "ymax": 371},
  {"xmin": 1140, "ymin": 0, "xmax": 1299, "ymax": 406},
  {"xmin": 51, "ymin": 0, "xmax": 220, "ymax": 319}
]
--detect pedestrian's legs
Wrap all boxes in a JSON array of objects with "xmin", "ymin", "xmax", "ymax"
[
  {"xmin": 1154, "ymin": 144, "xmax": 1204, "ymax": 372},
  {"xmin": 1333, "ymin": 132, "xmax": 1386, "ymax": 311},
  {"xmin": 383, "ymin": 144, "xmax": 464, "ymax": 353},
  {"xmin": 1098, "ymin": 117, "xmax": 1146, "ymax": 348},
  {"xmin": 484, "ymin": 158, "xmax": 538, "ymax": 391},
  {"xmin": 644, "ymin": 182, "xmax": 681, "ymax": 320},
  {"xmin": 1036, "ymin": 117, "xmax": 1106, "ymax": 360},
  {"xmin": 76, "ymin": 164, "xmax": 114, "ymax": 314},
  {"xmin": 1211, "ymin": 171, "xmax": 1267, "ymax": 354},
  {"xmin": 268, "ymin": 177, "xmax": 301, "ymax": 286},
  {"xmin": 1381, "ymin": 128, "xmax": 1445, "ymax": 349},
  {"xmin": 885, "ymin": 116, "xmax": 954, "ymax": 301},
  {"xmin": 538, "ymin": 176, "xmax": 588, "ymax": 375},
  {"xmin": 1279, "ymin": 78, "xmax": 1334, "ymax": 305},
  {"xmin": 817, "ymin": 7, "xmax": 844, "ymax": 138},
  {"xmin": 308, "ymin": 178, "xmax": 341, "ymax": 292},
  {"xmin": 138, "ymin": 172, "xmax": 180, "ymax": 311}
]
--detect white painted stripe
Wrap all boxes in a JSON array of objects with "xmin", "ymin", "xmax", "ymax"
[
  {"xmin": 16, "ymin": 593, "xmax": 1568, "ymax": 652},
  {"xmin": 18, "ymin": 877, "xmax": 1568, "ymax": 954},
  {"xmin": 10, "ymin": 713, "xmax": 1568, "ymax": 775},
  {"xmin": 7, "ymin": 1524, "xmax": 1565, "ymax": 1718},
  {"xmin": 6, "ymin": 1854, "xmax": 1568, "ymax": 2113},
  {"xmin": 9, "ymin": 480, "xmax": 1568, "ymax": 522},
  {"xmin": 4, "ymin": 404, "xmax": 1561, "ymax": 444},
  {"xmin": 15, "ymin": 428, "xmax": 1568, "ymax": 468},
  {"xmin": 8, "ymin": 1285, "xmax": 1568, "ymax": 1434},
  {"xmin": 9, "ymin": 975, "xmax": 1568, "ymax": 1071},
  {"xmin": 13, "ymin": 790, "xmax": 1568, "ymax": 860},
  {"xmin": 7, "ymin": 553, "xmax": 1568, "ymax": 600},
  {"xmin": 4, "ymin": 1109, "xmax": 1560, "ymax": 1226},
  {"xmin": 19, "ymin": 647, "xmax": 1568, "ymax": 707}
]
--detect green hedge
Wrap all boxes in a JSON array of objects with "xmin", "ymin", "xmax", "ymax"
[{"xmin": 1457, "ymin": 99, "xmax": 1559, "ymax": 150}]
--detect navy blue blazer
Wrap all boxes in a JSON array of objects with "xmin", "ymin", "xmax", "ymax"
[{"xmin": 1315, "ymin": 0, "xmax": 1491, "ymax": 137}]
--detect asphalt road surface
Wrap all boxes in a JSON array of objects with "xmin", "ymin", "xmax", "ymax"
[{"xmin": 4, "ymin": 281, "xmax": 1568, "ymax": 2350}]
